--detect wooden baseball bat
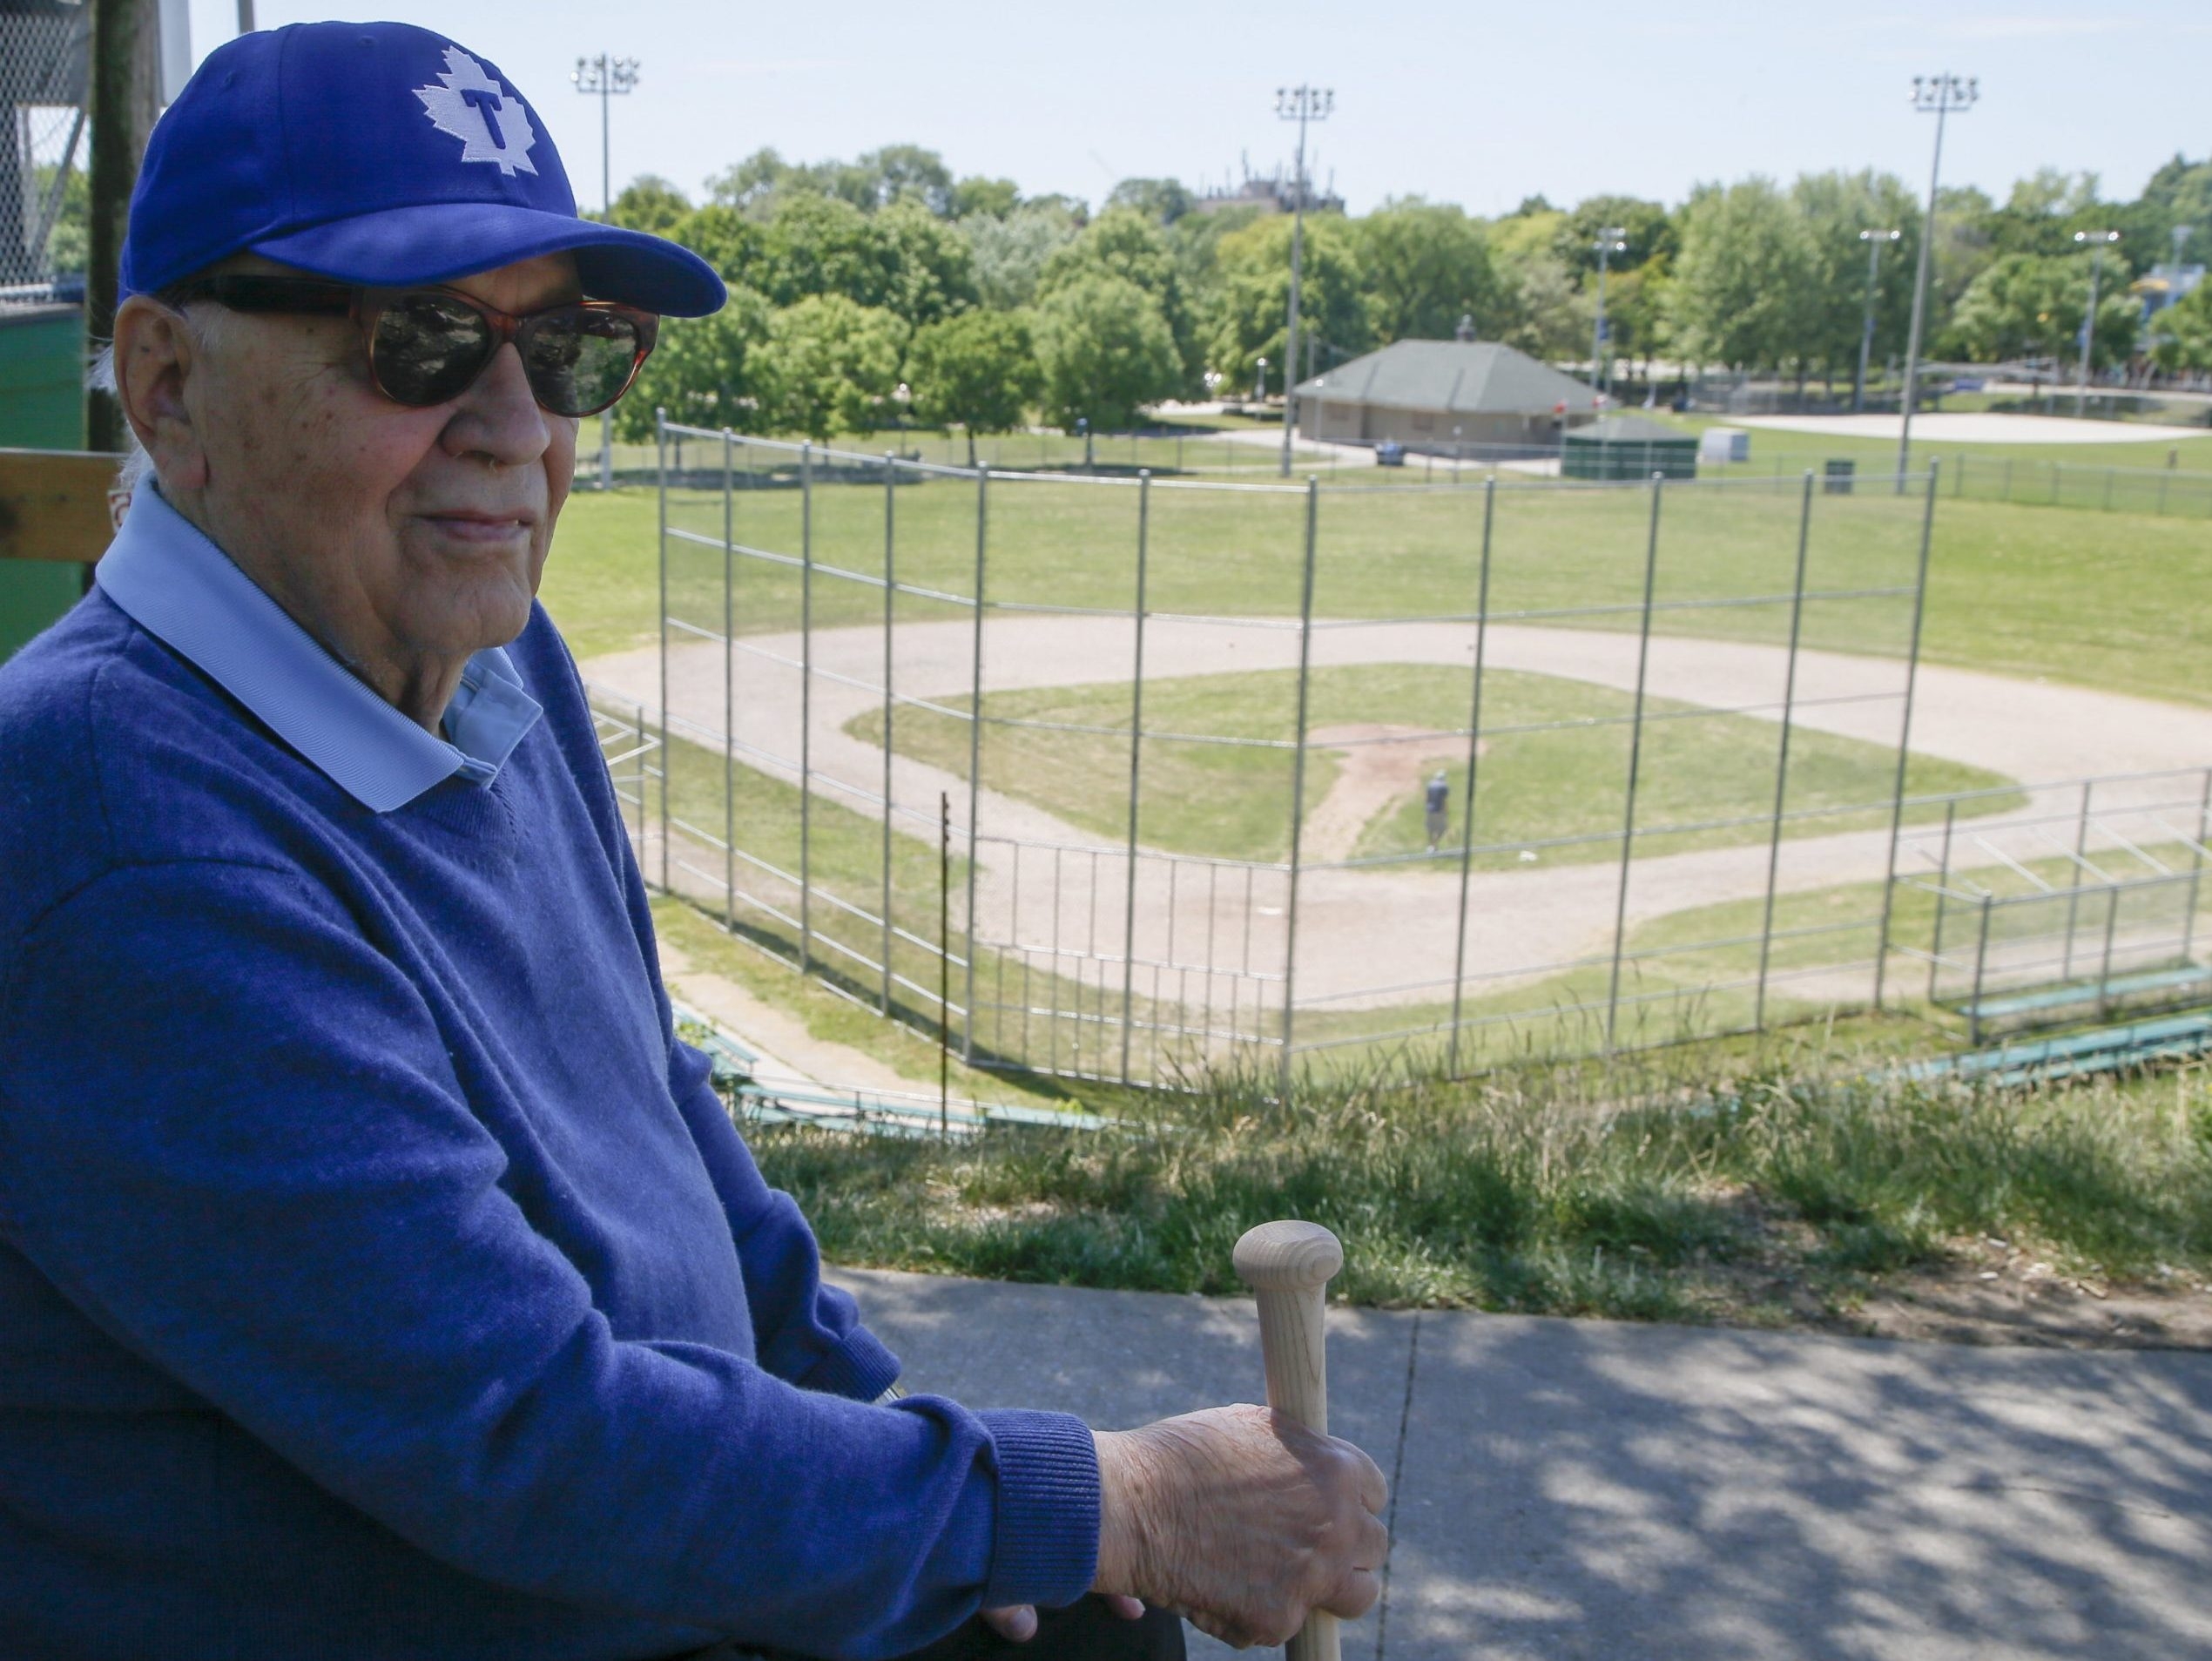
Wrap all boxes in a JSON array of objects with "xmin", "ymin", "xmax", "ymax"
[{"xmin": 1233, "ymin": 1219, "xmax": 1345, "ymax": 1661}]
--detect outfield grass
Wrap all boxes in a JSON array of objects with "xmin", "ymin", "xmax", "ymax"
[
  {"xmin": 542, "ymin": 472, "xmax": 2212, "ymax": 709},
  {"xmin": 848, "ymin": 664, "xmax": 2016, "ymax": 867},
  {"xmin": 745, "ymin": 1043, "xmax": 2212, "ymax": 1325}
]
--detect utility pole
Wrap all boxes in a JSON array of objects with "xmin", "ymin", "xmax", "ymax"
[
  {"xmin": 1896, "ymin": 73, "xmax": 1977, "ymax": 490},
  {"xmin": 236, "ymin": 0, "xmax": 253, "ymax": 30},
  {"xmin": 1590, "ymin": 226, "xmax": 1626, "ymax": 402},
  {"xmin": 1854, "ymin": 229, "xmax": 1899, "ymax": 413},
  {"xmin": 2073, "ymin": 229, "xmax": 2120, "ymax": 417},
  {"xmin": 573, "ymin": 53, "xmax": 640, "ymax": 490},
  {"xmin": 86, "ymin": 0, "xmax": 160, "ymax": 454},
  {"xmin": 1275, "ymin": 84, "xmax": 1332, "ymax": 478}
]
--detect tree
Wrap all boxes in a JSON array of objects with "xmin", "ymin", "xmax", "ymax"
[
  {"xmin": 607, "ymin": 175, "xmax": 693, "ymax": 237},
  {"xmin": 665, "ymin": 205, "xmax": 769, "ymax": 293},
  {"xmin": 752, "ymin": 295, "xmax": 909, "ymax": 440},
  {"xmin": 1558, "ymin": 195, "xmax": 1675, "ymax": 280},
  {"xmin": 615, "ymin": 285, "xmax": 773, "ymax": 442},
  {"xmin": 1105, "ymin": 177, "xmax": 1194, "ymax": 226},
  {"xmin": 2148, "ymin": 280, "xmax": 2212, "ymax": 375},
  {"xmin": 1357, "ymin": 198, "xmax": 1502, "ymax": 343},
  {"xmin": 1031, "ymin": 273, "xmax": 1181, "ymax": 430},
  {"xmin": 1487, "ymin": 247, "xmax": 1586, "ymax": 362},
  {"xmin": 1039, "ymin": 207, "xmax": 1199, "ymax": 387},
  {"xmin": 950, "ymin": 176, "xmax": 1021, "ymax": 220},
  {"xmin": 1943, "ymin": 250, "xmax": 2139, "ymax": 367},
  {"xmin": 1205, "ymin": 213, "xmax": 1371, "ymax": 391},
  {"xmin": 965, "ymin": 202, "xmax": 1081, "ymax": 310},
  {"xmin": 1665, "ymin": 178, "xmax": 1817, "ymax": 370},
  {"xmin": 759, "ymin": 192, "xmax": 896, "ymax": 309},
  {"xmin": 907, "ymin": 310, "xmax": 1042, "ymax": 462},
  {"xmin": 873, "ymin": 199, "xmax": 980, "ymax": 327},
  {"xmin": 1790, "ymin": 170, "xmax": 1921, "ymax": 382}
]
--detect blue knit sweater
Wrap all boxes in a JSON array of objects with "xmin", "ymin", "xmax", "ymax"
[{"xmin": 0, "ymin": 593, "xmax": 1098, "ymax": 1660}]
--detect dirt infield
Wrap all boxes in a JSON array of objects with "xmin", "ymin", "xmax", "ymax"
[{"xmin": 586, "ymin": 618, "xmax": 2212, "ymax": 1016}]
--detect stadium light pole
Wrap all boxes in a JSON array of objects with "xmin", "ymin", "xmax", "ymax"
[
  {"xmin": 574, "ymin": 53, "xmax": 640, "ymax": 491},
  {"xmin": 1276, "ymin": 84, "xmax": 1333, "ymax": 477},
  {"xmin": 2072, "ymin": 229, "xmax": 2120, "ymax": 418},
  {"xmin": 1590, "ymin": 227, "xmax": 1626, "ymax": 402},
  {"xmin": 1854, "ymin": 229, "xmax": 1899, "ymax": 413},
  {"xmin": 1895, "ymin": 73, "xmax": 1977, "ymax": 490}
]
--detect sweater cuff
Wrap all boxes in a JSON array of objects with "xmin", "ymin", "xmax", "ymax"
[
  {"xmin": 975, "ymin": 1409, "xmax": 1101, "ymax": 1611},
  {"xmin": 795, "ymin": 1324, "xmax": 901, "ymax": 1402}
]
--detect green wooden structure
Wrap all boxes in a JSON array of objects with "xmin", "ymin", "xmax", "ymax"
[
  {"xmin": 0, "ymin": 302, "xmax": 87, "ymax": 662},
  {"xmin": 1561, "ymin": 415, "xmax": 1698, "ymax": 482}
]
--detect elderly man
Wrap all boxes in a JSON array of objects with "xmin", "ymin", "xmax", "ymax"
[{"xmin": 0, "ymin": 23, "xmax": 1385, "ymax": 1661}]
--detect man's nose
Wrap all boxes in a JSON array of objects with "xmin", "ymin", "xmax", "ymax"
[{"xmin": 443, "ymin": 341, "xmax": 553, "ymax": 469}]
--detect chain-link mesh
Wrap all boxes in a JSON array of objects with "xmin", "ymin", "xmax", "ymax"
[{"xmin": 0, "ymin": 0, "xmax": 89, "ymax": 302}]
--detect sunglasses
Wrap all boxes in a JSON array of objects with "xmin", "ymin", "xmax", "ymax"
[{"xmin": 163, "ymin": 275, "xmax": 659, "ymax": 419}]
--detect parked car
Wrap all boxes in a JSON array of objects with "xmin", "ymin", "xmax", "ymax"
[{"xmin": 1375, "ymin": 441, "xmax": 1406, "ymax": 468}]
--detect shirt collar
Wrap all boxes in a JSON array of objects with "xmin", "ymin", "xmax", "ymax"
[{"xmin": 96, "ymin": 484, "xmax": 543, "ymax": 814}]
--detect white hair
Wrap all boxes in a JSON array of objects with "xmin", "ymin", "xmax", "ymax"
[{"xmin": 87, "ymin": 297, "xmax": 235, "ymax": 495}]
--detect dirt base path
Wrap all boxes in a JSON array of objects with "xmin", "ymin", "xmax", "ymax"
[{"xmin": 588, "ymin": 618, "xmax": 2212, "ymax": 1015}]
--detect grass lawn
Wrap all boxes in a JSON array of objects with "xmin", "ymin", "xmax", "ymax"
[
  {"xmin": 541, "ymin": 473, "xmax": 2212, "ymax": 709},
  {"xmin": 745, "ymin": 1042, "xmax": 2212, "ymax": 1327},
  {"xmin": 848, "ymin": 664, "xmax": 2016, "ymax": 867}
]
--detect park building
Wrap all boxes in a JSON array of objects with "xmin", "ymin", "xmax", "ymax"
[{"xmin": 1291, "ymin": 320, "xmax": 1601, "ymax": 456}]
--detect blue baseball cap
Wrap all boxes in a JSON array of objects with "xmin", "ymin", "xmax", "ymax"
[{"xmin": 121, "ymin": 21, "xmax": 725, "ymax": 317}]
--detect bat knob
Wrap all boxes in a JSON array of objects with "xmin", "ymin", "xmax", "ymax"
[{"xmin": 1234, "ymin": 1219, "xmax": 1343, "ymax": 1294}]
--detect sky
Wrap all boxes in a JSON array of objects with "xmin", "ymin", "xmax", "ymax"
[{"xmin": 183, "ymin": 0, "xmax": 2212, "ymax": 221}]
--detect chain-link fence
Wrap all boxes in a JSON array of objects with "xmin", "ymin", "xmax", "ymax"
[{"xmin": 0, "ymin": 0, "xmax": 88, "ymax": 301}]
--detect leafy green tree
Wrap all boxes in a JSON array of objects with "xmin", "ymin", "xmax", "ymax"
[
  {"xmin": 1105, "ymin": 178, "xmax": 1194, "ymax": 225},
  {"xmin": 1487, "ymin": 246, "xmax": 1586, "ymax": 362},
  {"xmin": 1790, "ymin": 170, "xmax": 1921, "ymax": 381},
  {"xmin": 752, "ymin": 295, "xmax": 909, "ymax": 440},
  {"xmin": 1944, "ymin": 251, "xmax": 2139, "ymax": 367},
  {"xmin": 1032, "ymin": 273, "xmax": 1181, "ymax": 430},
  {"xmin": 1357, "ymin": 197, "xmax": 1502, "ymax": 343},
  {"xmin": 759, "ymin": 192, "xmax": 896, "ymax": 309},
  {"xmin": 873, "ymin": 199, "xmax": 980, "ymax": 326},
  {"xmin": 1558, "ymin": 195, "xmax": 1675, "ymax": 279},
  {"xmin": 964, "ymin": 203, "xmax": 1081, "ymax": 310},
  {"xmin": 1205, "ymin": 213, "xmax": 1371, "ymax": 391},
  {"xmin": 950, "ymin": 176, "xmax": 1021, "ymax": 220},
  {"xmin": 1665, "ymin": 178, "xmax": 1817, "ymax": 369},
  {"xmin": 615, "ymin": 285, "xmax": 773, "ymax": 442},
  {"xmin": 907, "ymin": 310, "xmax": 1042, "ymax": 462},
  {"xmin": 1039, "ymin": 207, "xmax": 1199, "ymax": 386},
  {"xmin": 607, "ymin": 175, "xmax": 693, "ymax": 236},
  {"xmin": 665, "ymin": 205, "xmax": 770, "ymax": 293},
  {"xmin": 2148, "ymin": 280, "xmax": 2212, "ymax": 374}
]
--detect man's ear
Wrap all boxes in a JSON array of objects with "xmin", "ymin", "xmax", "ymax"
[{"xmin": 113, "ymin": 295, "xmax": 208, "ymax": 491}]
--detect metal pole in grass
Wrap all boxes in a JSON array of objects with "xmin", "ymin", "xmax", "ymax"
[
  {"xmin": 961, "ymin": 464, "xmax": 988, "ymax": 1061},
  {"xmin": 1897, "ymin": 75, "xmax": 1978, "ymax": 490},
  {"xmin": 2062, "ymin": 779, "xmax": 2094, "ymax": 980},
  {"xmin": 1120, "ymin": 472, "xmax": 1152, "ymax": 1085},
  {"xmin": 1604, "ymin": 475, "xmax": 1664, "ymax": 1052},
  {"xmin": 2182, "ymin": 768, "xmax": 2211, "ymax": 964},
  {"xmin": 1278, "ymin": 478, "xmax": 1321, "ymax": 1098},
  {"xmin": 635, "ymin": 700, "xmax": 648, "ymax": 854},
  {"xmin": 941, "ymin": 790, "xmax": 951, "ymax": 1139},
  {"xmin": 1967, "ymin": 891, "xmax": 1993, "ymax": 1043},
  {"xmin": 2096, "ymin": 886, "xmax": 2121, "ymax": 1022},
  {"xmin": 1447, "ymin": 478, "xmax": 1496, "ymax": 1078},
  {"xmin": 1755, "ymin": 472, "xmax": 1816, "ymax": 1030},
  {"xmin": 657, "ymin": 408, "xmax": 671, "ymax": 893},
  {"xmin": 1871, "ymin": 460, "xmax": 1939, "ymax": 1009},
  {"xmin": 799, "ymin": 443, "xmax": 815, "ymax": 976},
  {"xmin": 881, "ymin": 453, "xmax": 898, "ymax": 1016},
  {"xmin": 1928, "ymin": 800, "xmax": 1957, "ymax": 1003},
  {"xmin": 723, "ymin": 429, "xmax": 736, "ymax": 930}
]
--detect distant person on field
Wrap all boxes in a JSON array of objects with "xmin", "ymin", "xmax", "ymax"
[
  {"xmin": 0, "ymin": 24, "xmax": 1386, "ymax": 1661},
  {"xmin": 1425, "ymin": 768, "xmax": 1452, "ymax": 852}
]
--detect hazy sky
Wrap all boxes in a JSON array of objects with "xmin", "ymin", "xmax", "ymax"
[{"xmin": 184, "ymin": 0, "xmax": 2212, "ymax": 220}]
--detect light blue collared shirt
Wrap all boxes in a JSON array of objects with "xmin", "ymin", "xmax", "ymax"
[{"xmin": 96, "ymin": 485, "xmax": 543, "ymax": 814}]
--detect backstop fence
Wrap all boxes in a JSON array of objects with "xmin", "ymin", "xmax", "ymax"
[{"xmin": 590, "ymin": 419, "xmax": 2203, "ymax": 1090}]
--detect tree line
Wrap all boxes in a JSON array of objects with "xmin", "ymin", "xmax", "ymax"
[{"xmin": 577, "ymin": 143, "xmax": 2212, "ymax": 441}]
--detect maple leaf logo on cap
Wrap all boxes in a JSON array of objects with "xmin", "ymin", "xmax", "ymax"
[{"xmin": 413, "ymin": 46, "xmax": 538, "ymax": 177}]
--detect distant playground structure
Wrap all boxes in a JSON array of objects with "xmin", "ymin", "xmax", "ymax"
[{"xmin": 583, "ymin": 420, "xmax": 2212, "ymax": 1089}]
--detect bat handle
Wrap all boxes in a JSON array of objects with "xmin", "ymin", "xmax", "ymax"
[{"xmin": 1234, "ymin": 1220, "xmax": 1345, "ymax": 1661}]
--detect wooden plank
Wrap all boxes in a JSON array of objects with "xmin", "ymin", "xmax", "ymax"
[{"xmin": 0, "ymin": 448, "xmax": 127, "ymax": 564}]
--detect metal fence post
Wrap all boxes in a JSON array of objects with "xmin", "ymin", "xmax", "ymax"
[
  {"xmin": 1967, "ymin": 892, "xmax": 1994, "ymax": 1043},
  {"xmin": 2062, "ymin": 779, "xmax": 2094, "ymax": 980},
  {"xmin": 1755, "ymin": 472, "xmax": 1815, "ymax": 1030},
  {"xmin": 1119, "ymin": 471, "xmax": 1151, "ymax": 1085},
  {"xmin": 656, "ymin": 408, "xmax": 670, "ymax": 894},
  {"xmin": 961, "ymin": 464, "xmax": 988, "ymax": 1061},
  {"xmin": 1447, "ymin": 478, "xmax": 1496, "ymax": 1078},
  {"xmin": 1871, "ymin": 460, "xmax": 1939, "ymax": 1009},
  {"xmin": 799, "ymin": 442, "xmax": 815, "ymax": 976},
  {"xmin": 1605, "ymin": 476, "xmax": 1665, "ymax": 1051},
  {"xmin": 1278, "ymin": 478, "xmax": 1321, "ymax": 1097},
  {"xmin": 2183, "ymin": 767, "xmax": 2211, "ymax": 964},
  {"xmin": 1927, "ymin": 800, "xmax": 1957, "ymax": 1003},
  {"xmin": 722, "ymin": 429, "xmax": 736, "ymax": 930},
  {"xmin": 2096, "ymin": 885, "xmax": 2121, "ymax": 1021},
  {"xmin": 880, "ymin": 452, "xmax": 898, "ymax": 1015}
]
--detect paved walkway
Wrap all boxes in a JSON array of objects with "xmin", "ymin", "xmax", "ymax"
[{"xmin": 830, "ymin": 1267, "xmax": 2212, "ymax": 1660}]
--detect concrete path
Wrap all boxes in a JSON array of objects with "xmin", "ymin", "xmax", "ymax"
[{"xmin": 830, "ymin": 1267, "xmax": 2212, "ymax": 1660}]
